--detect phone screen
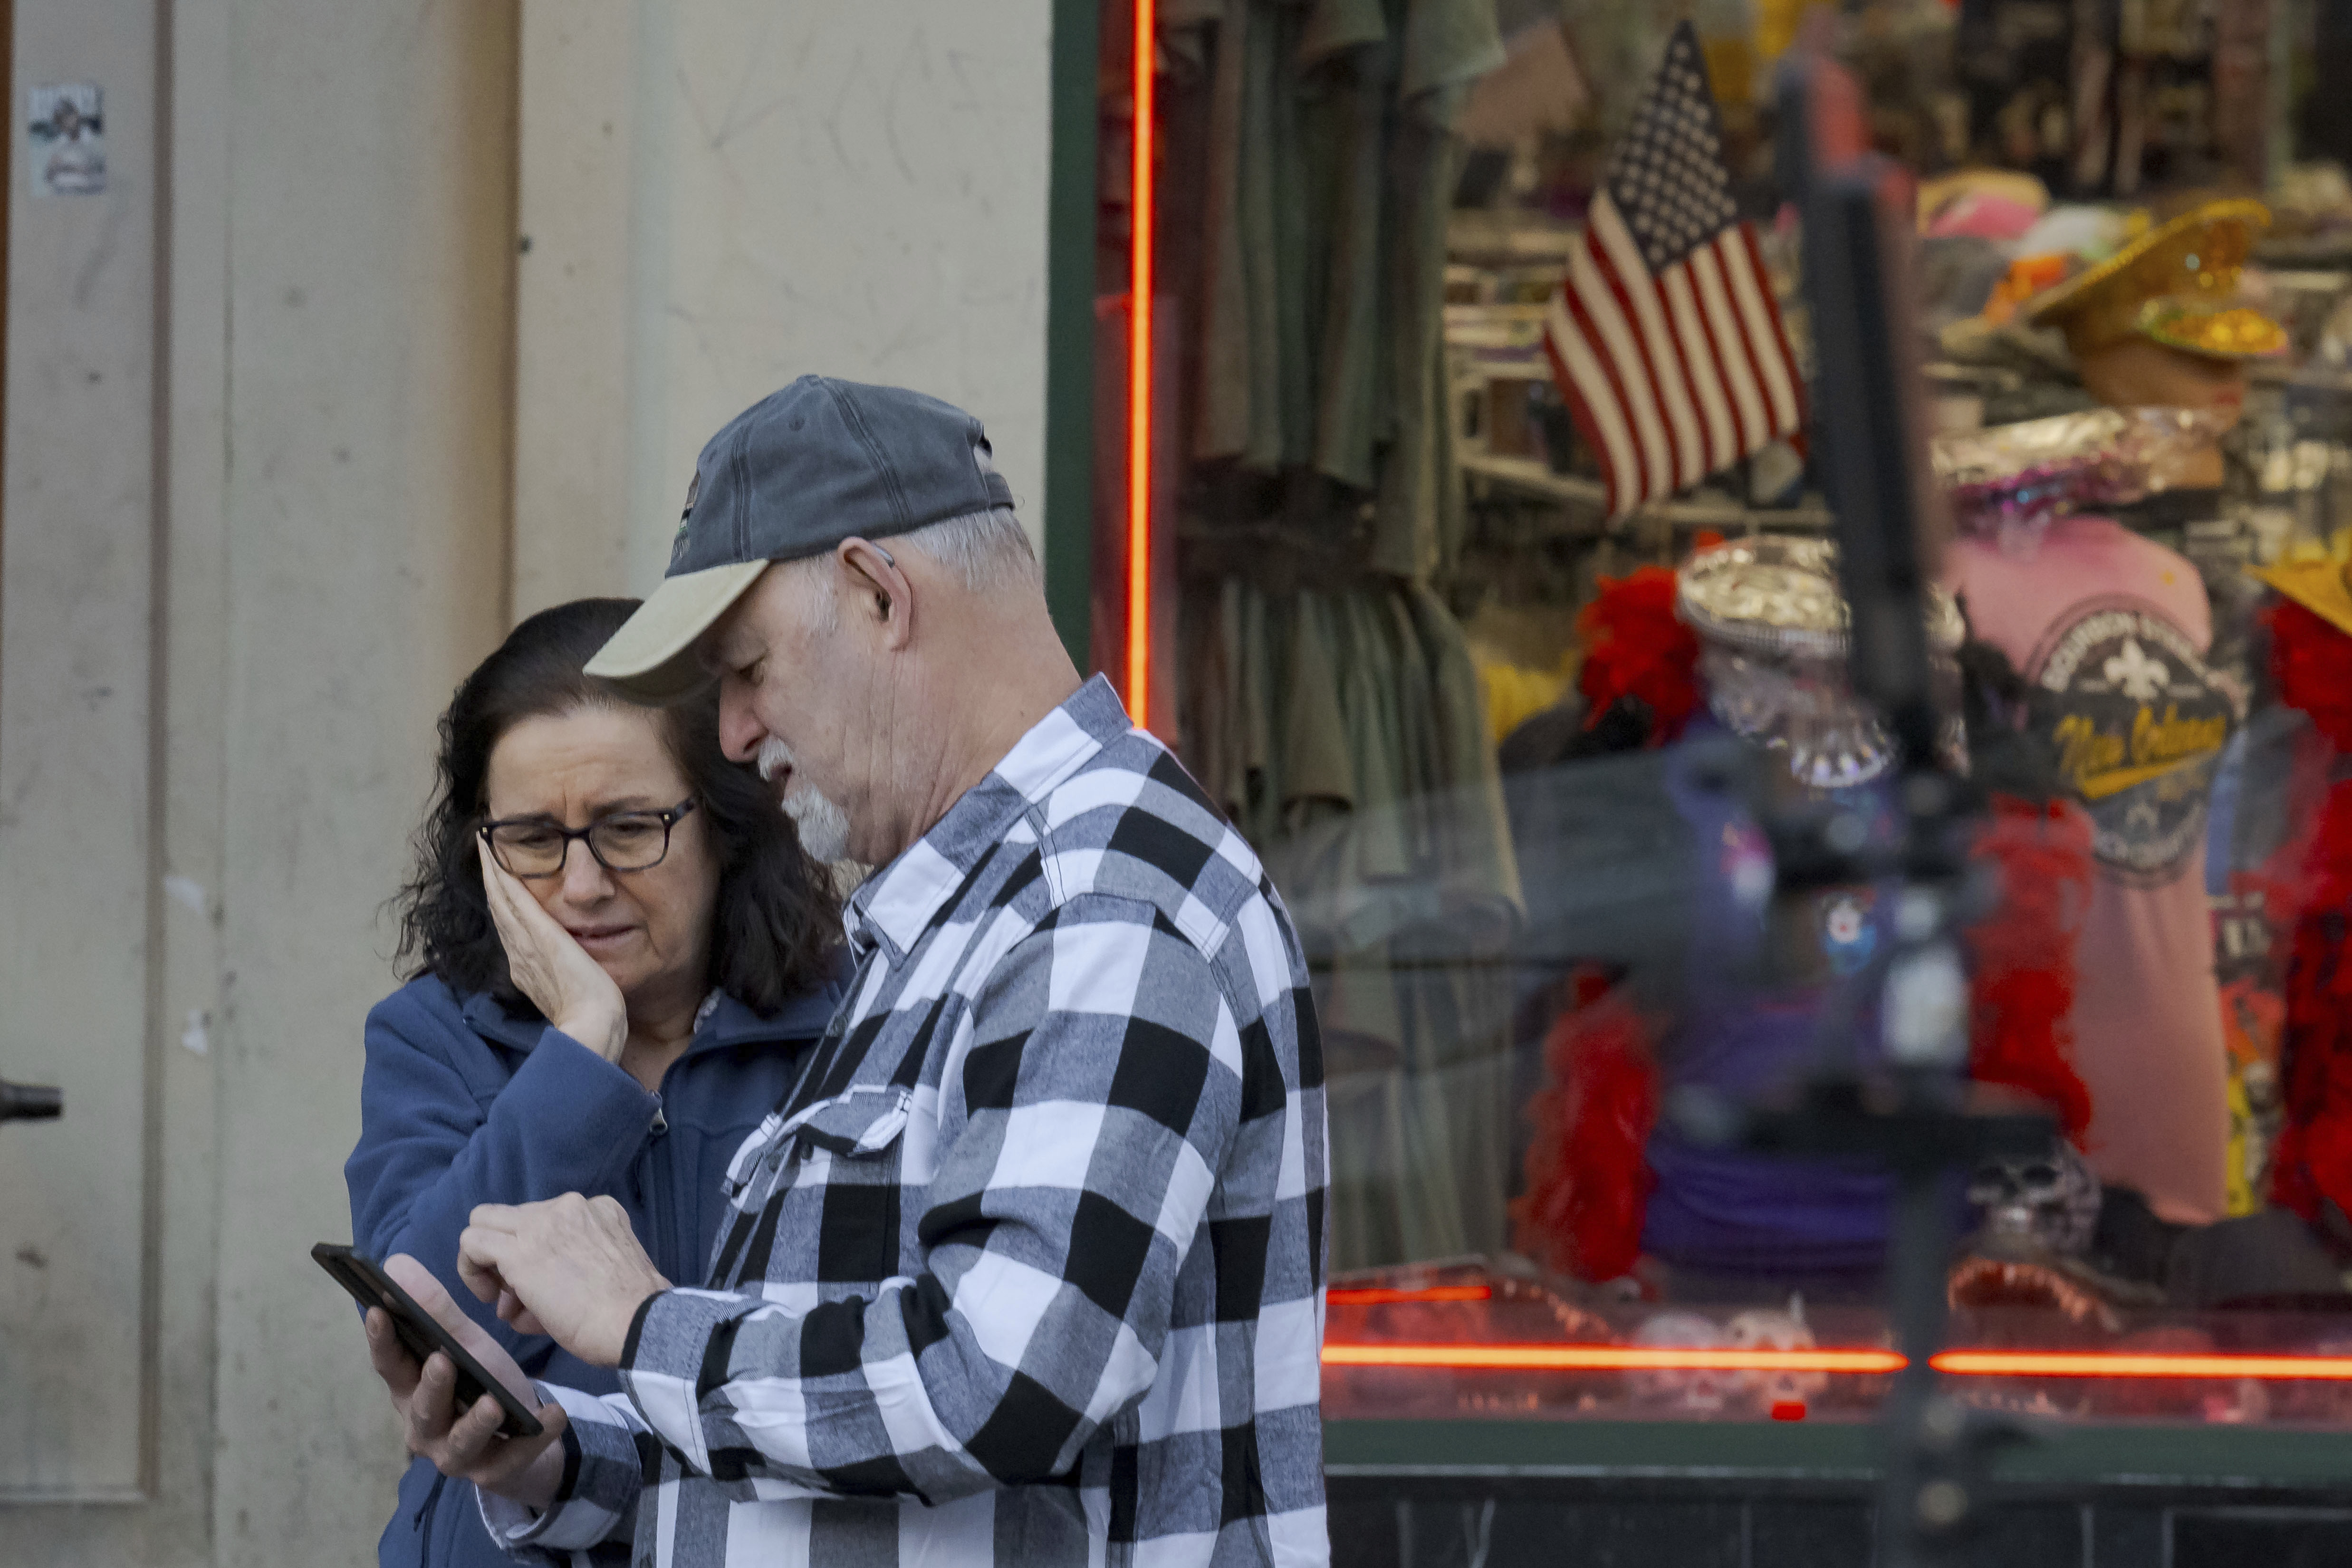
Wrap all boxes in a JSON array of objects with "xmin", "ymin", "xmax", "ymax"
[{"xmin": 313, "ymin": 1242, "xmax": 545, "ymax": 1439}]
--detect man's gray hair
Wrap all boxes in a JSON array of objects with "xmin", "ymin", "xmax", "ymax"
[
  {"xmin": 784, "ymin": 506, "xmax": 1036, "ymax": 626},
  {"xmin": 892, "ymin": 505, "xmax": 1039, "ymax": 593}
]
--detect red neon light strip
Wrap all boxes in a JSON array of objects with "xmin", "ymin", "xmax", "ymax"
[
  {"xmin": 1124, "ymin": 0, "xmax": 1156, "ymax": 730},
  {"xmin": 1326, "ymin": 1286, "xmax": 1497, "ymax": 1307},
  {"xmin": 1323, "ymin": 1343, "xmax": 2352, "ymax": 1382},
  {"xmin": 1322, "ymin": 1343, "xmax": 1905, "ymax": 1375},
  {"xmin": 1930, "ymin": 1351, "xmax": 2352, "ymax": 1381}
]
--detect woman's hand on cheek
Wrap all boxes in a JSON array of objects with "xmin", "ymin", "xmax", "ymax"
[{"xmin": 478, "ymin": 838, "xmax": 629, "ymax": 1062}]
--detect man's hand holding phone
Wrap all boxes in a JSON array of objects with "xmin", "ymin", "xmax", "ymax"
[
  {"xmin": 458, "ymin": 1193, "xmax": 671, "ymax": 1368},
  {"xmin": 351, "ymin": 1196, "xmax": 667, "ymax": 1509},
  {"xmin": 363, "ymin": 1255, "xmax": 569, "ymax": 1508}
]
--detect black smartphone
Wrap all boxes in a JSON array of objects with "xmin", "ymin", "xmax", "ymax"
[{"xmin": 313, "ymin": 1242, "xmax": 545, "ymax": 1439}]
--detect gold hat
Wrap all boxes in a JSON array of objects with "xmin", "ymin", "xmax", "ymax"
[
  {"xmin": 2251, "ymin": 557, "xmax": 2352, "ymax": 639},
  {"xmin": 2026, "ymin": 199, "xmax": 2288, "ymax": 362}
]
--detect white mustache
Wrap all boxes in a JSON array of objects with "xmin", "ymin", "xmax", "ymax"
[{"xmin": 754, "ymin": 736, "xmax": 851, "ymax": 862}]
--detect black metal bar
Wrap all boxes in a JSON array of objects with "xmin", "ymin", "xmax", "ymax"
[
  {"xmin": 0, "ymin": 1077, "xmax": 61, "ymax": 1122},
  {"xmin": 1748, "ymin": 36, "xmax": 2046, "ymax": 1568}
]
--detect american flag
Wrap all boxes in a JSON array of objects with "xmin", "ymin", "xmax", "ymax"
[{"xmin": 1543, "ymin": 22, "xmax": 1804, "ymax": 517}]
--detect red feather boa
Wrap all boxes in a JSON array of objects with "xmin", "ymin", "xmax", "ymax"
[
  {"xmin": 1576, "ymin": 566, "xmax": 1701, "ymax": 742},
  {"xmin": 2269, "ymin": 599, "xmax": 2352, "ymax": 753},
  {"xmin": 1965, "ymin": 796, "xmax": 2097, "ymax": 1145},
  {"xmin": 2263, "ymin": 599, "xmax": 2352, "ymax": 1223},
  {"xmin": 1512, "ymin": 970, "xmax": 1659, "ymax": 1282}
]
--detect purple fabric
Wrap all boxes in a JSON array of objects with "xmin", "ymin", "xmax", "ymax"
[{"xmin": 1636, "ymin": 724, "xmax": 1905, "ymax": 1281}]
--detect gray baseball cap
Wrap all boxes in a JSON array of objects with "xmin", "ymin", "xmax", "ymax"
[{"xmin": 585, "ymin": 375, "xmax": 1015, "ymax": 701}]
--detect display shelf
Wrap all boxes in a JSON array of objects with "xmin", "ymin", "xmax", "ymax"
[{"xmin": 1459, "ymin": 450, "xmax": 1835, "ymax": 532}]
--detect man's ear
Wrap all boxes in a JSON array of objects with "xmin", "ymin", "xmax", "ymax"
[{"xmin": 838, "ymin": 537, "xmax": 914, "ymax": 651}]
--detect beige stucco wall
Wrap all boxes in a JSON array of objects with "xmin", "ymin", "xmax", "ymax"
[
  {"xmin": 509, "ymin": 0, "xmax": 1057, "ymax": 617},
  {"xmin": 0, "ymin": 0, "xmax": 171, "ymax": 1528},
  {"xmin": 0, "ymin": 0, "xmax": 1058, "ymax": 1562},
  {"xmin": 204, "ymin": 1, "xmax": 523, "ymax": 1563}
]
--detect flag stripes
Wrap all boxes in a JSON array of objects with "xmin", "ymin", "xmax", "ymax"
[{"xmin": 1541, "ymin": 21, "xmax": 1805, "ymax": 516}]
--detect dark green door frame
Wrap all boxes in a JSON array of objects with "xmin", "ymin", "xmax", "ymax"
[{"xmin": 1044, "ymin": 0, "xmax": 1102, "ymax": 666}]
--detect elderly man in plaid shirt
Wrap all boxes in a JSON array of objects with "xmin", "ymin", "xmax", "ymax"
[{"xmin": 360, "ymin": 377, "xmax": 1330, "ymax": 1566}]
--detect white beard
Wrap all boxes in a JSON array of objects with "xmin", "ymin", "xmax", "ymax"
[{"xmin": 756, "ymin": 737, "xmax": 854, "ymax": 864}]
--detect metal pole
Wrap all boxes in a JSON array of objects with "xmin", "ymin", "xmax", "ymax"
[{"xmin": 1881, "ymin": 1144, "xmax": 1957, "ymax": 1567}]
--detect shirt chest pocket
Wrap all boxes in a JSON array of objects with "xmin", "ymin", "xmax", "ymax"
[
  {"xmin": 790, "ymin": 1086, "xmax": 913, "ymax": 1163},
  {"xmin": 718, "ymin": 1085, "xmax": 911, "ymax": 1206},
  {"xmin": 784, "ymin": 1087, "xmax": 914, "ymax": 1288}
]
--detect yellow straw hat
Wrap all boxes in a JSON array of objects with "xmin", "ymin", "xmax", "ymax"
[
  {"xmin": 2026, "ymin": 199, "xmax": 2288, "ymax": 362},
  {"xmin": 2252, "ymin": 557, "xmax": 2352, "ymax": 639}
]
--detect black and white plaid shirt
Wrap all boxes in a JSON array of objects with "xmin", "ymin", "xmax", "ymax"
[{"xmin": 485, "ymin": 675, "xmax": 1331, "ymax": 1566}]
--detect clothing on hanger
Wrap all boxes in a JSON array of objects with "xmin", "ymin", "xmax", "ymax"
[
  {"xmin": 1181, "ymin": 572, "xmax": 1524, "ymax": 1268},
  {"xmin": 1181, "ymin": 0, "xmax": 1503, "ymax": 576}
]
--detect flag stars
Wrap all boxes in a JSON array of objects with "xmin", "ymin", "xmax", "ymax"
[{"xmin": 1603, "ymin": 24, "xmax": 1741, "ymax": 271}]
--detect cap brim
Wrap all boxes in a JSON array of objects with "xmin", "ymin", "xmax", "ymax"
[
  {"xmin": 2251, "ymin": 558, "xmax": 2352, "ymax": 639},
  {"xmin": 583, "ymin": 560, "xmax": 770, "ymax": 703},
  {"xmin": 2139, "ymin": 301, "xmax": 2290, "ymax": 360}
]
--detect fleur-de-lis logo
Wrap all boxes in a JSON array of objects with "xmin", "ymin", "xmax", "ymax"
[{"xmin": 2103, "ymin": 638, "xmax": 2169, "ymax": 702}]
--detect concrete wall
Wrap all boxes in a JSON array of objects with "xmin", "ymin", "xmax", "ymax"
[
  {"xmin": 202, "ymin": 0, "xmax": 1059, "ymax": 1554},
  {"xmin": 509, "ymin": 0, "xmax": 1057, "ymax": 617},
  {"xmin": 0, "ymin": 0, "xmax": 169, "ymax": 1525},
  {"xmin": 205, "ymin": 1, "xmax": 522, "ymax": 1562},
  {"xmin": 0, "ymin": 0, "xmax": 1059, "ymax": 1562}
]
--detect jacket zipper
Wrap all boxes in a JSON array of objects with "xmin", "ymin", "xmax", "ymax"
[{"xmin": 648, "ymin": 1077, "xmax": 676, "ymax": 1289}]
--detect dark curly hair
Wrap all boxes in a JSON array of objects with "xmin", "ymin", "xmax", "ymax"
[{"xmin": 393, "ymin": 597, "xmax": 839, "ymax": 1015}]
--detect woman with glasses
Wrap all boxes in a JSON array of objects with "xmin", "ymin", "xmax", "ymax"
[{"xmin": 344, "ymin": 598, "xmax": 845, "ymax": 1568}]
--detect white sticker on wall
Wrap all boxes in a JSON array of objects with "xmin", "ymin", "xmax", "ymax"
[{"xmin": 29, "ymin": 83, "xmax": 105, "ymax": 196}]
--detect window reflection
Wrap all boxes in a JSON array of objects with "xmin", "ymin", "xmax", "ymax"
[{"xmin": 1100, "ymin": 0, "xmax": 2352, "ymax": 1428}]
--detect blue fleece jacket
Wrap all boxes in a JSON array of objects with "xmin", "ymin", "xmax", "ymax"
[{"xmin": 345, "ymin": 969, "xmax": 842, "ymax": 1568}]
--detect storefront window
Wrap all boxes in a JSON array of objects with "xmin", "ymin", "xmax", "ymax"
[{"xmin": 1097, "ymin": 0, "xmax": 2352, "ymax": 1430}]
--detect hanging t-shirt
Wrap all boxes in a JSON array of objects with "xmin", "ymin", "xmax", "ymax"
[{"xmin": 1952, "ymin": 517, "xmax": 2237, "ymax": 1223}]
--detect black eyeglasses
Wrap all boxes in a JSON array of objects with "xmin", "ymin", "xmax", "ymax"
[{"xmin": 480, "ymin": 798, "xmax": 698, "ymax": 879}]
